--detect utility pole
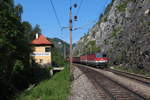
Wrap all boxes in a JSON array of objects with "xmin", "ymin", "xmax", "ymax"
[
  {"xmin": 68, "ymin": 4, "xmax": 77, "ymax": 77},
  {"xmin": 69, "ymin": 7, "xmax": 73, "ymax": 74}
]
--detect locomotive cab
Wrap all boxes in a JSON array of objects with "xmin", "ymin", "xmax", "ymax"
[{"xmin": 95, "ymin": 53, "xmax": 109, "ymax": 68}]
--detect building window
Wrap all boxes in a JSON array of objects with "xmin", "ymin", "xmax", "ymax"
[
  {"xmin": 45, "ymin": 47, "xmax": 51, "ymax": 52},
  {"xmin": 40, "ymin": 59, "xmax": 43, "ymax": 63}
]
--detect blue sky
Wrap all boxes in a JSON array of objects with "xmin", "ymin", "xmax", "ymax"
[{"xmin": 14, "ymin": 0, "xmax": 112, "ymax": 43}]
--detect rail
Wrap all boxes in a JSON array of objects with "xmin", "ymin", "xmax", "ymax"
[
  {"xmin": 106, "ymin": 68, "xmax": 150, "ymax": 86},
  {"xmin": 76, "ymin": 64, "xmax": 146, "ymax": 100}
]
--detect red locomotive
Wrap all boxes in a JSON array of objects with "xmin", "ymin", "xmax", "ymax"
[{"xmin": 73, "ymin": 53, "xmax": 109, "ymax": 68}]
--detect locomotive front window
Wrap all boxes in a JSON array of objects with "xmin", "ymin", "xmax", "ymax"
[
  {"xmin": 103, "ymin": 54, "xmax": 107, "ymax": 57},
  {"xmin": 96, "ymin": 53, "xmax": 103, "ymax": 58}
]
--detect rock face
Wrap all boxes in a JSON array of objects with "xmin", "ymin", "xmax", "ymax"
[{"xmin": 73, "ymin": 0, "xmax": 150, "ymax": 71}]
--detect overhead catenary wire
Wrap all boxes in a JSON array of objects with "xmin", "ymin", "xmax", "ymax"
[
  {"xmin": 49, "ymin": 0, "xmax": 62, "ymax": 29},
  {"xmin": 61, "ymin": 20, "xmax": 96, "ymax": 31},
  {"xmin": 74, "ymin": 20, "xmax": 96, "ymax": 31},
  {"xmin": 75, "ymin": 0, "xmax": 84, "ymax": 15},
  {"xmin": 69, "ymin": 0, "xmax": 72, "ymax": 7}
]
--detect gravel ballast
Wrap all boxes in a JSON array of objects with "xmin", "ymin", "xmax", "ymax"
[
  {"xmin": 70, "ymin": 66, "xmax": 103, "ymax": 100},
  {"xmin": 87, "ymin": 66, "xmax": 150, "ymax": 99}
]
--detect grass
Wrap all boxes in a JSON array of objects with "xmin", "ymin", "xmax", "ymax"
[
  {"xmin": 15, "ymin": 66, "xmax": 70, "ymax": 100},
  {"xmin": 113, "ymin": 66, "xmax": 150, "ymax": 77}
]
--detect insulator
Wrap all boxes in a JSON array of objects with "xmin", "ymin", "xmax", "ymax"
[
  {"xmin": 74, "ymin": 4, "xmax": 77, "ymax": 8},
  {"xmin": 74, "ymin": 16, "xmax": 78, "ymax": 21},
  {"xmin": 69, "ymin": 19, "xmax": 72, "ymax": 23}
]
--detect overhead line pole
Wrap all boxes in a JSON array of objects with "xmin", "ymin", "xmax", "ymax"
[{"xmin": 69, "ymin": 7, "xmax": 73, "ymax": 74}]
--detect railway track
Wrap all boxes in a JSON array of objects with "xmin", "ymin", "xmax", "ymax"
[
  {"xmin": 76, "ymin": 64, "xmax": 147, "ymax": 100},
  {"xmin": 106, "ymin": 68, "xmax": 150, "ymax": 86}
]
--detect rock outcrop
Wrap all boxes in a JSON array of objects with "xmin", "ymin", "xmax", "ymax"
[{"xmin": 73, "ymin": 0, "xmax": 150, "ymax": 71}]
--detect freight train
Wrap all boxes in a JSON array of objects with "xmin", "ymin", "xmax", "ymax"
[{"xmin": 72, "ymin": 53, "xmax": 109, "ymax": 68}]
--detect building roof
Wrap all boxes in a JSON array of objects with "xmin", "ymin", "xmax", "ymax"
[{"xmin": 31, "ymin": 34, "xmax": 52, "ymax": 45}]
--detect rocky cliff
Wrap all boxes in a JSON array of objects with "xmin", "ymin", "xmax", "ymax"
[{"xmin": 73, "ymin": 0, "xmax": 150, "ymax": 71}]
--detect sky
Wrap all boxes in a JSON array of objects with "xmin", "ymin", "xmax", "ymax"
[{"xmin": 14, "ymin": 0, "xmax": 112, "ymax": 43}]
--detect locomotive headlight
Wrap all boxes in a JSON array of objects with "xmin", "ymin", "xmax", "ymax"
[
  {"xmin": 99, "ymin": 60, "xmax": 107, "ymax": 63},
  {"xmin": 96, "ymin": 61, "xmax": 98, "ymax": 63}
]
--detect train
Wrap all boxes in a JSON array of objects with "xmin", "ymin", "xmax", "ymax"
[{"xmin": 72, "ymin": 53, "xmax": 109, "ymax": 68}]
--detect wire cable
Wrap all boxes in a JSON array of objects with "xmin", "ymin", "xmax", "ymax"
[
  {"xmin": 49, "ymin": 0, "xmax": 62, "ymax": 29},
  {"xmin": 69, "ymin": 0, "xmax": 72, "ymax": 7},
  {"xmin": 73, "ymin": 20, "xmax": 96, "ymax": 31},
  {"xmin": 75, "ymin": 0, "xmax": 84, "ymax": 15}
]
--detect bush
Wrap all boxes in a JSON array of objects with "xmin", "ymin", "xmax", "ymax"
[
  {"xmin": 13, "ymin": 60, "xmax": 24, "ymax": 73},
  {"xmin": 16, "ymin": 66, "xmax": 70, "ymax": 100},
  {"xmin": 116, "ymin": 1, "xmax": 128, "ymax": 12}
]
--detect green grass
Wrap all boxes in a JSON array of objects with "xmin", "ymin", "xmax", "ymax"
[
  {"xmin": 113, "ymin": 66, "xmax": 150, "ymax": 77},
  {"xmin": 16, "ymin": 66, "xmax": 70, "ymax": 100}
]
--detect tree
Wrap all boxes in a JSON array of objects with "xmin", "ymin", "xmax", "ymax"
[
  {"xmin": 14, "ymin": 4, "xmax": 23, "ymax": 19},
  {"xmin": 32, "ymin": 24, "xmax": 41, "ymax": 34},
  {"xmin": 0, "ymin": 1, "xmax": 33, "ymax": 99},
  {"xmin": 51, "ymin": 46, "xmax": 65, "ymax": 66},
  {"xmin": 0, "ymin": 0, "xmax": 52, "ymax": 99},
  {"xmin": 22, "ymin": 21, "xmax": 34, "ymax": 41}
]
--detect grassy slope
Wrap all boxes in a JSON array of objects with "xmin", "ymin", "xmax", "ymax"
[{"xmin": 16, "ymin": 67, "xmax": 70, "ymax": 100}]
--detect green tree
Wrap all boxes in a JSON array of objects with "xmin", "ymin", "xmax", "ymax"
[
  {"xmin": 51, "ymin": 46, "xmax": 65, "ymax": 66},
  {"xmin": 14, "ymin": 4, "xmax": 23, "ymax": 19},
  {"xmin": 32, "ymin": 24, "xmax": 41, "ymax": 34},
  {"xmin": 0, "ymin": 1, "xmax": 34, "ymax": 99},
  {"xmin": 22, "ymin": 21, "xmax": 34, "ymax": 41},
  {"xmin": 84, "ymin": 40, "xmax": 101, "ymax": 54}
]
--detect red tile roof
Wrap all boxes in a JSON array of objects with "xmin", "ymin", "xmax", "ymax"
[{"xmin": 31, "ymin": 34, "xmax": 52, "ymax": 45}]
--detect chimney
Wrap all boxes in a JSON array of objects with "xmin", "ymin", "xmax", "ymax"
[{"xmin": 36, "ymin": 33, "xmax": 39, "ymax": 39}]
